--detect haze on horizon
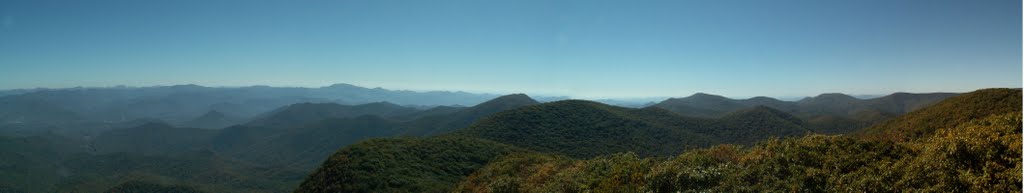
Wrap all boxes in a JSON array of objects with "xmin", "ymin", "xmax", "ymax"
[{"xmin": 0, "ymin": 0, "xmax": 1020, "ymax": 99}]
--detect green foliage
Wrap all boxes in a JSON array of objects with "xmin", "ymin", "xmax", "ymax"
[
  {"xmin": 295, "ymin": 136, "xmax": 523, "ymax": 193},
  {"xmin": 455, "ymin": 113, "xmax": 1022, "ymax": 192}
]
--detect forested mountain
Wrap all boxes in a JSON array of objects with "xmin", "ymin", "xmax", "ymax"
[
  {"xmin": 855, "ymin": 88, "xmax": 1022, "ymax": 142},
  {"xmin": 295, "ymin": 137, "xmax": 523, "ymax": 193},
  {"xmin": 400, "ymin": 94, "xmax": 540, "ymax": 136},
  {"xmin": 453, "ymin": 100, "xmax": 810, "ymax": 158},
  {"xmin": 0, "ymin": 88, "xmax": 1012, "ymax": 192},
  {"xmin": 293, "ymin": 99, "xmax": 817, "ymax": 192},
  {"xmin": 653, "ymin": 92, "xmax": 958, "ymax": 134},
  {"xmin": 295, "ymin": 88, "xmax": 1019, "ymax": 192},
  {"xmin": 452, "ymin": 89, "xmax": 1021, "ymax": 192}
]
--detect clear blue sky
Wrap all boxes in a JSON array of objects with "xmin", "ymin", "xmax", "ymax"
[{"xmin": 0, "ymin": 0, "xmax": 1020, "ymax": 98}]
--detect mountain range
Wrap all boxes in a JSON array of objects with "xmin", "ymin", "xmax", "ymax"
[
  {"xmin": 0, "ymin": 85, "xmax": 1015, "ymax": 192},
  {"xmin": 653, "ymin": 92, "xmax": 957, "ymax": 134},
  {"xmin": 297, "ymin": 88, "xmax": 1020, "ymax": 192}
]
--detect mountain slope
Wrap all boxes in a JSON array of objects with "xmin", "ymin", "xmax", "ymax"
[
  {"xmin": 225, "ymin": 115, "xmax": 404, "ymax": 169},
  {"xmin": 653, "ymin": 93, "xmax": 749, "ymax": 118},
  {"xmin": 401, "ymin": 94, "xmax": 540, "ymax": 136},
  {"xmin": 710, "ymin": 106, "xmax": 811, "ymax": 143},
  {"xmin": 452, "ymin": 100, "xmax": 810, "ymax": 158},
  {"xmin": 182, "ymin": 110, "xmax": 241, "ymax": 129},
  {"xmin": 855, "ymin": 88, "xmax": 1021, "ymax": 142},
  {"xmin": 294, "ymin": 136, "xmax": 523, "ymax": 193}
]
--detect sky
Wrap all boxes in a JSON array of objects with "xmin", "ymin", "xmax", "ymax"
[{"xmin": 0, "ymin": 0, "xmax": 1020, "ymax": 99}]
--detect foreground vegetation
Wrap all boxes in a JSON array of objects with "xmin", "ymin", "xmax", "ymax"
[{"xmin": 455, "ymin": 112, "xmax": 1021, "ymax": 192}]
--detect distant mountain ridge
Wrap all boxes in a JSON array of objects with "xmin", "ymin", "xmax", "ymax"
[
  {"xmin": 453, "ymin": 100, "xmax": 811, "ymax": 158},
  {"xmin": 209, "ymin": 93, "xmax": 539, "ymax": 169},
  {"xmin": 653, "ymin": 92, "xmax": 958, "ymax": 134},
  {"xmin": 0, "ymin": 83, "xmax": 499, "ymax": 137}
]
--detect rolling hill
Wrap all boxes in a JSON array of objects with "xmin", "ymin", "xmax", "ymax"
[{"xmin": 453, "ymin": 100, "xmax": 811, "ymax": 158}]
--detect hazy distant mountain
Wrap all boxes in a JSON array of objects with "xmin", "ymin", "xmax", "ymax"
[
  {"xmin": 207, "ymin": 94, "xmax": 537, "ymax": 169},
  {"xmin": 0, "ymin": 84, "xmax": 499, "ymax": 131},
  {"xmin": 653, "ymin": 92, "xmax": 958, "ymax": 134},
  {"xmin": 245, "ymin": 102, "xmax": 419, "ymax": 128}
]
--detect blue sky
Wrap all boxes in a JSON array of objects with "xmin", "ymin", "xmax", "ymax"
[{"xmin": 0, "ymin": 0, "xmax": 1020, "ymax": 98}]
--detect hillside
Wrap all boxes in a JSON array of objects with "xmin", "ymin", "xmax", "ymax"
[
  {"xmin": 453, "ymin": 100, "xmax": 810, "ymax": 158},
  {"xmin": 855, "ymin": 88, "xmax": 1021, "ymax": 142},
  {"xmin": 454, "ymin": 112, "xmax": 1021, "ymax": 192},
  {"xmin": 223, "ymin": 115, "xmax": 404, "ymax": 169},
  {"xmin": 453, "ymin": 100, "xmax": 713, "ymax": 158},
  {"xmin": 294, "ymin": 137, "xmax": 523, "ymax": 193}
]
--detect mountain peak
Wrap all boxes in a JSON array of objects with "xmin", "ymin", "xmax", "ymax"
[
  {"xmin": 686, "ymin": 92, "xmax": 729, "ymax": 100},
  {"xmin": 815, "ymin": 93, "xmax": 856, "ymax": 99},
  {"xmin": 799, "ymin": 93, "xmax": 858, "ymax": 103},
  {"xmin": 322, "ymin": 83, "xmax": 363, "ymax": 89},
  {"xmin": 482, "ymin": 94, "xmax": 538, "ymax": 105}
]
